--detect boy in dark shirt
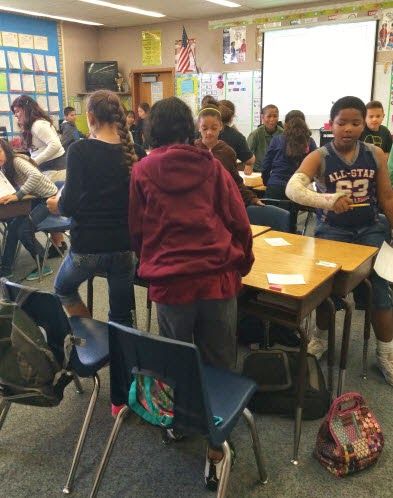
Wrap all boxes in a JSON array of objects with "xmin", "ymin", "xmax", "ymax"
[
  {"xmin": 361, "ymin": 100, "xmax": 392, "ymax": 158},
  {"xmin": 60, "ymin": 106, "xmax": 84, "ymax": 151}
]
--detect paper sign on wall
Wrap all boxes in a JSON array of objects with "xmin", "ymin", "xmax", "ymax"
[
  {"xmin": 0, "ymin": 115, "xmax": 11, "ymax": 131},
  {"xmin": 48, "ymin": 95, "xmax": 60, "ymax": 113},
  {"xmin": 33, "ymin": 54, "xmax": 46, "ymax": 72},
  {"xmin": 0, "ymin": 51, "xmax": 6, "ymax": 69},
  {"xmin": 18, "ymin": 33, "xmax": 34, "ymax": 49},
  {"xmin": 8, "ymin": 73, "xmax": 21, "ymax": 92},
  {"xmin": 142, "ymin": 31, "xmax": 162, "ymax": 66},
  {"xmin": 47, "ymin": 76, "xmax": 58, "ymax": 93},
  {"xmin": 33, "ymin": 35, "xmax": 48, "ymax": 51},
  {"xmin": 0, "ymin": 73, "xmax": 7, "ymax": 92},
  {"xmin": 22, "ymin": 74, "xmax": 35, "ymax": 93},
  {"xmin": 0, "ymin": 94, "xmax": 9, "ymax": 112},
  {"xmin": 1, "ymin": 32, "xmax": 19, "ymax": 47},
  {"xmin": 7, "ymin": 51, "xmax": 20, "ymax": 70},
  {"xmin": 35, "ymin": 75, "xmax": 47, "ymax": 93},
  {"xmin": 20, "ymin": 52, "xmax": 34, "ymax": 71},
  {"xmin": 36, "ymin": 95, "xmax": 48, "ymax": 112},
  {"xmin": 46, "ymin": 55, "xmax": 58, "ymax": 73}
]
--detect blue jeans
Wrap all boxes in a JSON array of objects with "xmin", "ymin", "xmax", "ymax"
[
  {"xmin": 55, "ymin": 250, "xmax": 134, "ymax": 326},
  {"xmin": 1, "ymin": 200, "xmax": 48, "ymax": 273},
  {"xmin": 315, "ymin": 215, "xmax": 392, "ymax": 309}
]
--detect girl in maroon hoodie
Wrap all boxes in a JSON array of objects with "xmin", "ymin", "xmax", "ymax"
[{"xmin": 129, "ymin": 97, "xmax": 254, "ymax": 491}]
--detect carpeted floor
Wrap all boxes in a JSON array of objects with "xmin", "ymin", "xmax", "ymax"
[{"xmin": 0, "ymin": 230, "xmax": 392, "ymax": 498}]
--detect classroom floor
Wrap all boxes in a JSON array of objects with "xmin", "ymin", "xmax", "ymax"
[{"xmin": 1, "ymin": 228, "xmax": 392, "ymax": 498}]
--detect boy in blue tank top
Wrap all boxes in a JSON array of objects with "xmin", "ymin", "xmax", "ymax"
[{"xmin": 285, "ymin": 96, "xmax": 393, "ymax": 386}]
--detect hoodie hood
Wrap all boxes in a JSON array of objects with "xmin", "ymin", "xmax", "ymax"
[{"xmin": 141, "ymin": 144, "xmax": 216, "ymax": 193}]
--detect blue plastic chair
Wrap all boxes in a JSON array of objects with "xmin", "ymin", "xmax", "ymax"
[
  {"xmin": 89, "ymin": 322, "xmax": 268, "ymax": 498},
  {"xmin": 247, "ymin": 204, "xmax": 291, "ymax": 232},
  {"xmin": 35, "ymin": 214, "xmax": 72, "ymax": 269},
  {"xmin": 0, "ymin": 281, "xmax": 109, "ymax": 494}
]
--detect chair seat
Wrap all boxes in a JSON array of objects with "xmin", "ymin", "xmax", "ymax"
[
  {"xmin": 36, "ymin": 215, "xmax": 71, "ymax": 233},
  {"xmin": 69, "ymin": 317, "xmax": 109, "ymax": 377},
  {"xmin": 203, "ymin": 365, "xmax": 257, "ymax": 446}
]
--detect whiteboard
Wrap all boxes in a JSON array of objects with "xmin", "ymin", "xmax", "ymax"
[{"xmin": 263, "ymin": 21, "xmax": 377, "ymax": 129}]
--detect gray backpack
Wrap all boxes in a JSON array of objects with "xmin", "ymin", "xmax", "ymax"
[{"xmin": 0, "ymin": 289, "xmax": 75, "ymax": 407}]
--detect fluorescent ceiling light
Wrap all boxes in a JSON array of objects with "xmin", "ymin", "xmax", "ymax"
[
  {"xmin": 78, "ymin": 0, "xmax": 165, "ymax": 17},
  {"xmin": 0, "ymin": 5, "xmax": 102, "ymax": 25},
  {"xmin": 205, "ymin": 0, "xmax": 241, "ymax": 7}
]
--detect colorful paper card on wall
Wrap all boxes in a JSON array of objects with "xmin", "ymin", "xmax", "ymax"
[
  {"xmin": 0, "ymin": 73, "xmax": 7, "ymax": 92},
  {"xmin": 18, "ymin": 33, "xmax": 34, "ymax": 49},
  {"xmin": 8, "ymin": 73, "xmax": 21, "ymax": 92},
  {"xmin": 34, "ymin": 75, "xmax": 47, "ymax": 93},
  {"xmin": 0, "ymin": 51, "xmax": 6, "ymax": 69},
  {"xmin": 7, "ymin": 52, "xmax": 20, "ymax": 70},
  {"xmin": 45, "ymin": 55, "xmax": 58, "ymax": 73},
  {"xmin": 33, "ymin": 54, "xmax": 46, "ymax": 72},
  {"xmin": 223, "ymin": 27, "xmax": 246, "ymax": 64},
  {"xmin": 176, "ymin": 75, "xmax": 199, "ymax": 116},
  {"xmin": 21, "ymin": 52, "xmax": 34, "ymax": 71},
  {"xmin": 33, "ymin": 35, "xmax": 48, "ymax": 51},
  {"xmin": 142, "ymin": 31, "xmax": 162, "ymax": 66},
  {"xmin": 1, "ymin": 32, "xmax": 19, "ymax": 47},
  {"xmin": 0, "ymin": 94, "xmax": 9, "ymax": 112}
]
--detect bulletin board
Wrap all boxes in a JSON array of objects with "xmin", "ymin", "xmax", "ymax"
[
  {"xmin": 0, "ymin": 13, "xmax": 63, "ymax": 139},
  {"xmin": 176, "ymin": 70, "xmax": 261, "ymax": 138}
]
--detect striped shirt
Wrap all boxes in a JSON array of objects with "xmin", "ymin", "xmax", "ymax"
[{"xmin": 13, "ymin": 155, "xmax": 58, "ymax": 200}]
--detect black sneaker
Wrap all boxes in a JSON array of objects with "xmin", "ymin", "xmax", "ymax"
[
  {"xmin": 204, "ymin": 442, "xmax": 236, "ymax": 492},
  {"xmin": 48, "ymin": 241, "xmax": 68, "ymax": 259}
]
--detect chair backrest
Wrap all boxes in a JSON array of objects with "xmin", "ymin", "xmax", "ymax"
[
  {"xmin": 247, "ymin": 205, "xmax": 291, "ymax": 232},
  {"xmin": 3, "ymin": 281, "xmax": 71, "ymax": 365},
  {"xmin": 109, "ymin": 322, "xmax": 216, "ymax": 437}
]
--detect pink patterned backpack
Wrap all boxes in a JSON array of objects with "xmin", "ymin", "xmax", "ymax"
[{"xmin": 314, "ymin": 392, "xmax": 384, "ymax": 477}]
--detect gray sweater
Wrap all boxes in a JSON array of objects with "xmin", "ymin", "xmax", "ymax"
[{"xmin": 13, "ymin": 155, "xmax": 58, "ymax": 200}]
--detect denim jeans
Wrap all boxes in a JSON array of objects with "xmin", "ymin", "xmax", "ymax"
[
  {"xmin": 1, "ymin": 199, "xmax": 48, "ymax": 273},
  {"xmin": 54, "ymin": 250, "xmax": 134, "ymax": 326}
]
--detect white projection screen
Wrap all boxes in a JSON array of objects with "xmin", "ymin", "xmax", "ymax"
[{"xmin": 262, "ymin": 21, "xmax": 377, "ymax": 129}]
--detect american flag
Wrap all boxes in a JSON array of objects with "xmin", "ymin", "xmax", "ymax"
[{"xmin": 177, "ymin": 27, "xmax": 192, "ymax": 73}]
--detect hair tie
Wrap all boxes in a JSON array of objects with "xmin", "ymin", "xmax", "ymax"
[{"xmin": 198, "ymin": 107, "xmax": 221, "ymax": 117}]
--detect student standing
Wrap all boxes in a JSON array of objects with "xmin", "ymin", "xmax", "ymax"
[
  {"xmin": 194, "ymin": 105, "xmax": 262, "ymax": 207},
  {"xmin": 134, "ymin": 102, "xmax": 150, "ymax": 147},
  {"xmin": 0, "ymin": 139, "xmax": 57, "ymax": 279},
  {"xmin": 247, "ymin": 104, "xmax": 283, "ymax": 173},
  {"xmin": 129, "ymin": 97, "xmax": 254, "ymax": 491},
  {"xmin": 218, "ymin": 100, "xmax": 255, "ymax": 174},
  {"xmin": 360, "ymin": 100, "xmax": 392, "ymax": 158},
  {"xmin": 60, "ymin": 106, "xmax": 84, "ymax": 152},
  {"xmin": 126, "ymin": 110, "xmax": 137, "ymax": 142},
  {"xmin": 286, "ymin": 96, "xmax": 393, "ymax": 386},
  {"xmin": 48, "ymin": 90, "xmax": 136, "ymax": 326}
]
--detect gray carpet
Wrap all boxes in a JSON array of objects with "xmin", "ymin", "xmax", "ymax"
[{"xmin": 1, "ymin": 233, "xmax": 392, "ymax": 498}]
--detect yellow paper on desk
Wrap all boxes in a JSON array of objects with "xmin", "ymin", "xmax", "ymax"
[
  {"xmin": 0, "ymin": 171, "xmax": 15, "ymax": 197},
  {"xmin": 239, "ymin": 171, "xmax": 263, "ymax": 187},
  {"xmin": 374, "ymin": 241, "xmax": 393, "ymax": 283}
]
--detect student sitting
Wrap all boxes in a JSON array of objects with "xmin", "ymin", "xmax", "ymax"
[
  {"xmin": 60, "ymin": 106, "xmax": 84, "ymax": 152},
  {"xmin": 286, "ymin": 96, "xmax": 393, "ymax": 386},
  {"xmin": 247, "ymin": 104, "xmax": 283, "ymax": 173},
  {"xmin": 361, "ymin": 100, "xmax": 392, "ymax": 159},
  {"xmin": 194, "ymin": 104, "xmax": 263, "ymax": 207},
  {"xmin": 218, "ymin": 99, "xmax": 255, "ymax": 174},
  {"xmin": 129, "ymin": 97, "xmax": 254, "ymax": 491},
  {"xmin": 0, "ymin": 138, "xmax": 57, "ymax": 280}
]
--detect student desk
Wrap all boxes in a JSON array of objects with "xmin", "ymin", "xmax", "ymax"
[
  {"xmin": 250, "ymin": 224, "xmax": 270, "ymax": 237},
  {"xmin": 0, "ymin": 197, "xmax": 32, "ymax": 220},
  {"xmin": 242, "ymin": 244, "xmax": 339, "ymax": 464},
  {"xmin": 253, "ymin": 231, "xmax": 378, "ymax": 395}
]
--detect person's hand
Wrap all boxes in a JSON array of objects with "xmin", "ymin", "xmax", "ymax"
[
  {"xmin": 0, "ymin": 194, "xmax": 18, "ymax": 205},
  {"xmin": 333, "ymin": 195, "xmax": 352, "ymax": 214},
  {"xmin": 252, "ymin": 198, "xmax": 265, "ymax": 206},
  {"xmin": 243, "ymin": 164, "xmax": 253, "ymax": 176},
  {"xmin": 46, "ymin": 195, "xmax": 59, "ymax": 214}
]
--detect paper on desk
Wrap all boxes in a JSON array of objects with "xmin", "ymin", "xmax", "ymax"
[
  {"xmin": 374, "ymin": 241, "xmax": 393, "ymax": 283},
  {"xmin": 0, "ymin": 171, "xmax": 16, "ymax": 196},
  {"xmin": 267, "ymin": 273, "xmax": 306, "ymax": 285},
  {"xmin": 264, "ymin": 237, "xmax": 291, "ymax": 247}
]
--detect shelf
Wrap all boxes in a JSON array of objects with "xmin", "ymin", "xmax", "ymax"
[{"xmin": 77, "ymin": 92, "xmax": 130, "ymax": 96}]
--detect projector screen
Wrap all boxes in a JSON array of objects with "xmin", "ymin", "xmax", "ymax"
[{"xmin": 262, "ymin": 21, "xmax": 377, "ymax": 129}]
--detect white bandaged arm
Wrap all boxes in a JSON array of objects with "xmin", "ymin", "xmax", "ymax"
[{"xmin": 285, "ymin": 172, "xmax": 347, "ymax": 210}]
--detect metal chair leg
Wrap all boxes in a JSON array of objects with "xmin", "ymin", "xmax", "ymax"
[
  {"xmin": 89, "ymin": 406, "xmax": 130, "ymax": 498},
  {"xmin": 337, "ymin": 297, "xmax": 353, "ymax": 397},
  {"xmin": 87, "ymin": 277, "xmax": 94, "ymax": 316},
  {"xmin": 131, "ymin": 284, "xmax": 137, "ymax": 329},
  {"xmin": 0, "ymin": 400, "xmax": 11, "ymax": 431},
  {"xmin": 242, "ymin": 408, "xmax": 268, "ymax": 484},
  {"xmin": 325, "ymin": 297, "xmax": 336, "ymax": 399},
  {"xmin": 301, "ymin": 210, "xmax": 313, "ymax": 236},
  {"xmin": 72, "ymin": 374, "xmax": 84, "ymax": 394},
  {"xmin": 217, "ymin": 441, "xmax": 232, "ymax": 498},
  {"xmin": 362, "ymin": 278, "xmax": 372, "ymax": 380},
  {"xmin": 146, "ymin": 296, "xmax": 152, "ymax": 332},
  {"xmin": 63, "ymin": 374, "xmax": 101, "ymax": 495}
]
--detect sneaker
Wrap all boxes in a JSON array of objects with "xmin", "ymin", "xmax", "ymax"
[
  {"xmin": 204, "ymin": 442, "xmax": 236, "ymax": 492},
  {"xmin": 48, "ymin": 241, "xmax": 68, "ymax": 259},
  {"xmin": 111, "ymin": 403, "xmax": 126, "ymax": 418},
  {"xmin": 376, "ymin": 350, "xmax": 393, "ymax": 386},
  {"xmin": 307, "ymin": 337, "xmax": 328, "ymax": 360},
  {"xmin": 26, "ymin": 266, "xmax": 53, "ymax": 281},
  {"xmin": 162, "ymin": 428, "xmax": 185, "ymax": 444}
]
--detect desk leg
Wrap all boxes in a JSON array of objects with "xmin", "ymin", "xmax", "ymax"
[
  {"xmin": 291, "ymin": 323, "xmax": 307, "ymax": 465},
  {"xmin": 362, "ymin": 278, "xmax": 372, "ymax": 380},
  {"xmin": 337, "ymin": 297, "xmax": 353, "ymax": 397},
  {"xmin": 87, "ymin": 277, "xmax": 94, "ymax": 316},
  {"xmin": 326, "ymin": 297, "xmax": 335, "ymax": 399}
]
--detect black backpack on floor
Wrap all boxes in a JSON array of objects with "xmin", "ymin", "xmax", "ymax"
[{"xmin": 242, "ymin": 348, "xmax": 330, "ymax": 420}]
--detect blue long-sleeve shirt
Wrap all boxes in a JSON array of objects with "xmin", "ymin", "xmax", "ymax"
[{"xmin": 262, "ymin": 134, "xmax": 317, "ymax": 187}]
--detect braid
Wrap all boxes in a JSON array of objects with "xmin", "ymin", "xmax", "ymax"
[{"xmin": 115, "ymin": 107, "xmax": 138, "ymax": 172}]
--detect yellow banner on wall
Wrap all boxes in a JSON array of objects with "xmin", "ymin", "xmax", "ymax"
[{"xmin": 142, "ymin": 30, "xmax": 162, "ymax": 66}]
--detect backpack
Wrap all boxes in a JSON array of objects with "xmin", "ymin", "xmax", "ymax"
[
  {"xmin": 242, "ymin": 348, "xmax": 330, "ymax": 420},
  {"xmin": 0, "ymin": 287, "xmax": 75, "ymax": 407}
]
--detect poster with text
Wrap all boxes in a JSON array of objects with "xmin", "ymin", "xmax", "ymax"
[
  {"xmin": 142, "ymin": 31, "xmax": 162, "ymax": 66},
  {"xmin": 199, "ymin": 73, "xmax": 225, "ymax": 103},
  {"xmin": 225, "ymin": 71, "xmax": 253, "ymax": 137},
  {"xmin": 223, "ymin": 27, "xmax": 246, "ymax": 64},
  {"xmin": 378, "ymin": 10, "xmax": 393, "ymax": 51},
  {"xmin": 175, "ymin": 38, "xmax": 196, "ymax": 72}
]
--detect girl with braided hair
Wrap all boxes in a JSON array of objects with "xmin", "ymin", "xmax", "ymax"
[{"xmin": 47, "ymin": 90, "xmax": 137, "ymax": 326}]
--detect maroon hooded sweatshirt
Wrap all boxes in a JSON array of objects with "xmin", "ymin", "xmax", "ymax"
[{"xmin": 129, "ymin": 144, "xmax": 254, "ymax": 305}]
